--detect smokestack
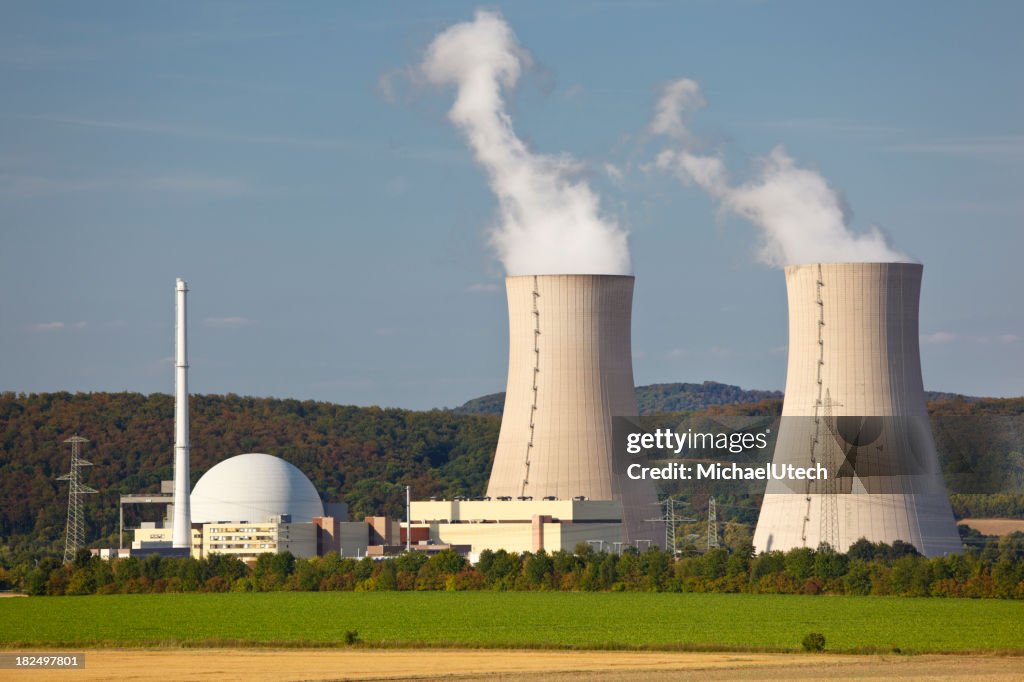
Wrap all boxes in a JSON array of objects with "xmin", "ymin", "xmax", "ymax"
[
  {"xmin": 752, "ymin": 263, "xmax": 961, "ymax": 556},
  {"xmin": 486, "ymin": 275, "xmax": 660, "ymax": 545},
  {"xmin": 171, "ymin": 277, "xmax": 191, "ymax": 549}
]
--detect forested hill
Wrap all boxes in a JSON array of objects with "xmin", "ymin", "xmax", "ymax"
[
  {"xmin": 0, "ymin": 392, "xmax": 499, "ymax": 564},
  {"xmin": 455, "ymin": 382, "xmax": 784, "ymax": 416},
  {"xmin": 454, "ymin": 382, "xmax": 980, "ymax": 416},
  {"xmin": 1, "ymin": 390, "xmax": 1018, "ymax": 566}
]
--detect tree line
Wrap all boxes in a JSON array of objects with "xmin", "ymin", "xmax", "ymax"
[
  {"xmin": 1, "ymin": 391, "xmax": 1021, "ymax": 568},
  {"xmin": 5, "ymin": 534, "xmax": 1023, "ymax": 599}
]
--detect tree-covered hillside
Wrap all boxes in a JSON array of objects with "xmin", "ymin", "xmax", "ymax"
[
  {"xmin": 454, "ymin": 382, "xmax": 979, "ymax": 416},
  {"xmin": 1, "ymin": 391, "xmax": 1020, "ymax": 567},
  {"xmin": 0, "ymin": 392, "xmax": 499, "ymax": 565},
  {"xmin": 455, "ymin": 381, "xmax": 785, "ymax": 416}
]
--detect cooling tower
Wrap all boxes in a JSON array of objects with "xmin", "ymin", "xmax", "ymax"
[
  {"xmin": 485, "ymin": 275, "xmax": 661, "ymax": 546},
  {"xmin": 752, "ymin": 263, "xmax": 962, "ymax": 557}
]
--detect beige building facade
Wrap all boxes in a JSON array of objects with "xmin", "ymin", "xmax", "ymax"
[
  {"xmin": 410, "ymin": 499, "xmax": 628, "ymax": 555},
  {"xmin": 132, "ymin": 520, "xmax": 317, "ymax": 562}
]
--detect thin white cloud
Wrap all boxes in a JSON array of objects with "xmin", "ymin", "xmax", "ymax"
[
  {"xmin": 465, "ymin": 282, "xmax": 500, "ymax": 294},
  {"xmin": 882, "ymin": 136, "xmax": 1024, "ymax": 160},
  {"xmin": 24, "ymin": 321, "xmax": 86, "ymax": 332},
  {"xmin": 142, "ymin": 174, "xmax": 253, "ymax": 198},
  {"xmin": 762, "ymin": 117, "xmax": 904, "ymax": 136},
  {"xmin": 604, "ymin": 163, "xmax": 624, "ymax": 183},
  {"xmin": 27, "ymin": 114, "xmax": 353, "ymax": 151},
  {"xmin": 668, "ymin": 347, "xmax": 689, "ymax": 359},
  {"xmin": 0, "ymin": 171, "xmax": 254, "ymax": 200},
  {"xmin": 309, "ymin": 378, "xmax": 374, "ymax": 390},
  {"xmin": 0, "ymin": 44, "xmax": 99, "ymax": 66},
  {"xmin": 25, "ymin": 321, "xmax": 65, "ymax": 332},
  {"xmin": 203, "ymin": 316, "xmax": 251, "ymax": 329},
  {"xmin": 376, "ymin": 69, "xmax": 405, "ymax": 104},
  {"xmin": 0, "ymin": 174, "xmax": 105, "ymax": 198},
  {"xmin": 976, "ymin": 333, "xmax": 1021, "ymax": 344},
  {"xmin": 921, "ymin": 331, "xmax": 957, "ymax": 344},
  {"xmin": 563, "ymin": 84, "xmax": 584, "ymax": 99}
]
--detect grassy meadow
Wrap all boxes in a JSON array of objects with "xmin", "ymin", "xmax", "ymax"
[{"xmin": 2, "ymin": 592, "xmax": 1023, "ymax": 654}]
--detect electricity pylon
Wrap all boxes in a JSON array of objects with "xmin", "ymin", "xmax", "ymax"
[
  {"xmin": 707, "ymin": 496, "xmax": 719, "ymax": 550},
  {"xmin": 57, "ymin": 435, "xmax": 97, "ymax": 563}
]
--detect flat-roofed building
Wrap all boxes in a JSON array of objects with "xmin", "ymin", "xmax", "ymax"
[{"xmin": 410, "ymin": 499, "xmax": 627, "ymax": 555}]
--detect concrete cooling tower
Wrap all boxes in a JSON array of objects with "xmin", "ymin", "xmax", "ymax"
[
  {"xmin": 753, "ymin": 263, "xmax": 962, "ymax": 557},
  {"xmin": 485, "ymin": 275, "xmax": 661, "ymax": 547}
]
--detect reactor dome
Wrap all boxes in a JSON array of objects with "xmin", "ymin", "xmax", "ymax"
[{"xmin": 190, "ymin": 453, "xmax": 324, "ymax": 524}]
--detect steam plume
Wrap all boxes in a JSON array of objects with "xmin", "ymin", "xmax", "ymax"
[
  {"xmin": 652, "ymin": 78, "xmax": 909, "ymax": 266},
  {"xmin": 419, "ymin": 10, "xmax": 631, "ymax": 275}
]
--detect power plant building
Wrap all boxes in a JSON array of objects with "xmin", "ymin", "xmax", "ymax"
[
  {"xmin": 115, "ymin": 275, "xmax": 658, "ymax": 562},
  {"xmin": 131, "ymin": 453, "xmax": 353, "ymax": 561},
  {"xmin": 418, "ymin": 275, "xmax": 662, "ymax": 555},
  {"xmin": 752, "ymin": 263, "xmax": 962, "ymax": 557},
  {"xmin": 410, "ymin": 499, "xmax": 627, "ymax": 555}
]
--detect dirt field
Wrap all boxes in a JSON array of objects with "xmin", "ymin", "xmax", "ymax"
[
  {"xmin": 959, "ymin": 519, "xmax": 1024, "ymax": 536},
  {"xmin": 2, "ymin": 649, "xmax": 1022, "ymax": 682}
]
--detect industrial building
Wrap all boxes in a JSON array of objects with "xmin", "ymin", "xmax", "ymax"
[
  {"xmin": 128, "ymin": 453, "xmax": 363, "ymax": 561},
  {"xmin": 110, "ymin": 280, "xmax": 373, "ymax": 563},
  {"xmin": 752, "ymin": 263, "xmax": 962, "ymax": 557},
  {"xmin": 103, "ymin": 263, "xmax": 968, "ymax": 564},
  {"xmin": 416, "ymin": 275, "xmax": 663, "ymax": 555},
  {"xmin": 108, "ymin": 274, "xmax": 662, "ymax": 562},
  {"xmin": 409, "ymin": 499, "xmax": 630, "ymax": 555}
]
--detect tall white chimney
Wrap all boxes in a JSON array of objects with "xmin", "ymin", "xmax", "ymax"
[{"xmin": 172, "ymin": 278, "xmax": 192, "ymax": 549}]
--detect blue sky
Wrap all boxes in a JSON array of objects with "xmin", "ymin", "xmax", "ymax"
[{"xmin": 2, "ymin": 1, "xmax": 1021, "ymax": 409}]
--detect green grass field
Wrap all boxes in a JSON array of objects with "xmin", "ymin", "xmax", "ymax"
[{"xmin": 2, "ymin": 592, "xmax": 1022, "ymax": 654}]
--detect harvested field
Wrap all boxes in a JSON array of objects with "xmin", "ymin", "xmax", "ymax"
[
  {"xmin": 959, "ymin": 519, "xmax": 1024, "ymax": 536},
  {"xmin": 1, "ymin": 649, "xmax": 1022, "ymax": 681}
]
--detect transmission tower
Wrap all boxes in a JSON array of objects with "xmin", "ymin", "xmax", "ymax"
[
  {"xmin": 57, "ymin": 435, "xmax": 98, "ymax": 563},
  {"xmin": 707, "ymin": 497, "xmax": 719, "ymax": 549},
  {"xmin": 819, "ymin": 390, "xmax": 840, "ymax": 549},
  {"xmin": 646, "ymin": 497, "xmax": 696, "ymax": 557}
]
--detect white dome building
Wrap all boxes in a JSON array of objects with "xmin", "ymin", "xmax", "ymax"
[{"xmin": 190, "ymin": 453, "xmax": 324, "ymax": 524}]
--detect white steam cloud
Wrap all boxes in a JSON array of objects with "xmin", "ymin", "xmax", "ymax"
[
  {"xmin": 652, "ymin": 78, "xmax": 909, "ymax": 267},
  {"xmin": 419, "ymin": 10, "xmax": 631, "ymax": 275}
]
